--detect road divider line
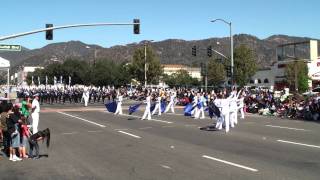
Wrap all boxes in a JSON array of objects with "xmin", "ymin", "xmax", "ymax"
[
  {"xmin": 118, "ymin": 131, "xmax": 141, "ymax": 139},
  {"xmin": 202, "ymin": 155, "xmax": 258, "ymax": 172},
  {"xmin": 266, "ymin": 125, "xmax": 309, "ymax": 131},
  {"xmin": 277, "ymin": 140, "xmax": 320, "ymax": 149},
  {"xmin": 58, "ymin": 112, "xmax": 106, "ymax": 128}
]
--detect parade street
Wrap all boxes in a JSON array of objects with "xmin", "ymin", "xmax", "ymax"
[{"xmin": 1, "ymin": 105, "xmax": 320, "ymax": 180}]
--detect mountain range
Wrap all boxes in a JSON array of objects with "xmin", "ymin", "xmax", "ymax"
[{"xmin": 0, "ymin": 34, "xmax": 317, "ymax": 70}]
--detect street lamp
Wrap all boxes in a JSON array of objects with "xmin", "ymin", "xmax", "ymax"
[
  {"xmin": 144, "ymin": 40, "xmax": 154, "ymax": 88},
  {"xmin": 210, "ymin": 18, "xmax": 234, "ymax": 86},
  {"xmin": 85, "ymin": 46, "xmax": 98, "ymax": 66}
]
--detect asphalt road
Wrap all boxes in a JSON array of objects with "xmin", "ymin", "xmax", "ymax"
[{"xmin": 1, "ymin": 103, "xmax": 320, "ymax": 180}]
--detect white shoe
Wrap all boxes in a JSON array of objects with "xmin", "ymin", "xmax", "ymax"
[{"xmin": 13, "ymin": 156, "xmax": 22, "ymax": 161}]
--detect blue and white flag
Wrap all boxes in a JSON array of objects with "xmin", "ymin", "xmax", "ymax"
[
  {"xmin": 184, "ymin": 103, "xmax": 195, "ymax": 116},
  {"xmin": 129, "ymin": 103, "xmax": 142, "ymax": 115},
  {"xmin": 105, "ymin": 101, "xmax": 117, "ymax": 113},
  {"xmin": 197, "ymin": 101, "xmax": 203, "ymax": 109}
]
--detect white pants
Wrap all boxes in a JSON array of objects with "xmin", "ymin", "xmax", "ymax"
[
  {"xmin": 222, "ymin": 111, "xmax": 230, "ymax": 133},
  {"xmin": 84, "ymin": 97, "xmax": 89, "ymax": 107},
  {"xmin": 115, "ymin": 103, "xmax": 123, "ymax": 115},
  {"xmin": 142, "ymin": 106, "xmax": 151, "ymax": 120},
  {"xmin": 152, "ymin": 103, "xmax": 161, "ymax": 115},
  {"xmin": 31, "ymin": 113, "xmax": 39, "ymax": 134},
  {"xmin": 194, "ymin": 107, "xmax": 205, "ymax": 119},
  {"xmin": 165, "ymin": 101, "xmax": 174, "ymax": 113},
  {"xmin": 239, "ymin": 106, "xmax": 244, "ymax": 119},
  {"xmin": 215, "ymin": 116, "xmax": 224, "ymax": 130}
]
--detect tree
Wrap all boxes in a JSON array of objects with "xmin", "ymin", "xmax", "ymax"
[
  {"xmin": 207, "ymin": 59, "xmax": 226, "ymax": 86},
  {"xmin": 285, "ymin": 61, "xmax": 309, "ymax": 93},
  {"xmin": 129, "ymin": 46, "xmax": 163, "ymax": 85},
  {"xmin": 233, "ymin": 45, "xmax": 257, "ymax": 87}
]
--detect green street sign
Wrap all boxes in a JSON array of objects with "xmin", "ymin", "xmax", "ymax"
[{"xmin": 0, "ymin": 44, "xmax": 21, "ymax": 51}]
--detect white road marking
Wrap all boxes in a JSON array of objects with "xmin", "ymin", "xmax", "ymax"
[
  {"xmin": 170, "ymin": 145, "xmax": 175, "ymax": 149},
  {"xmin": 120, "ymin": 114, "xmax": 173, "ymax": 124},
  {"xmin": 202, "ymin": 155, "xmax": 258, "ymax": 172},
  {"xmin": 62, "ymin": 132, "xmax": 78, "ymax": 135},
  {"xmin": 58, "ymin": 112, "xmax": 106, "ymax": 128},
  {"xmin": 88, "ymin": 130, "xmax": 103, "ymax": 133},
  {"xmin": 277, "ymin": 140, "xmax": 320, "ymax": 149},
  {"xmin": 118, "ymin": 131, "xmax": 141, "ymax": 139},
  {"xmin": 160, "ymin": 164, "xmax": 173, "ymax": 170},
  {"xmin": 265, "ymin": 125, "xmax": 309, "ymax": 131},
  {"xmin": 114, "ymin": 129, "xmax": 128, "ymax": 131},
  {"xmin": 139, "ymin": 127, "xmax": 153, "ymax": 130}
]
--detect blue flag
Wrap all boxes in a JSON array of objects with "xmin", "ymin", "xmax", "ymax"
[
  {"xmin": 184, "ymin": 103, "xmax": 195, "ymax": 116},
  {"xmin": 129, "ymin": 103, "xmax": 142, "ymax": 115},
  {"xmin": 161, "ymin": 101, "xmax": 166, "ymax": 113},
  {"xmin": 105, "ymin": 101, "xmax": 117, "ymax": 113},
  {"xmin": 197, "ymin": 101, "xmax": 203, "ymax": 109},
  {"xmin": 208, "ymin": 103, "xmax": 221, "ymax": 118},
  {"xmin": 150, "ymin": 103, "xmax": 156, "ymax": 112}
]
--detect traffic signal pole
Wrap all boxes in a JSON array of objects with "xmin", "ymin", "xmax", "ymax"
[{"xmin": 0, "ymin": 21, "xmax": 140, "ymax": 41}]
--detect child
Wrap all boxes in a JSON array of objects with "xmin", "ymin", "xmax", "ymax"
[{"xmin": 19, "ymin": 117, "xmax": 29, "ymax": 159}]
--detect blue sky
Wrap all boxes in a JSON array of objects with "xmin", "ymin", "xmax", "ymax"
[{"xmin": 0, "ymin": 0, "xmax": 319, "ymax": 49}]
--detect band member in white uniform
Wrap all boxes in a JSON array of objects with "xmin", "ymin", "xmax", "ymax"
[
  {"xmin": 220, "ymin": 94, "xmax": 231, "ymax": 133},
  {"xmin": 114, "ymin": 91, "xmax": 123, "ymax": 115},
  {"xmin": 82, "ymin": 87, "xmax": 90, "ymax": 107},
  {"xmin": 195, "ymin": 93, "xmax": 205, "ymax": 119},
  {"xmin": 237, "ymin": 91, "xmax": 245, "ymax": 119},
  {"xmin": 165, "ymin": 92, "xmax": 176, "ymax": 113},
  {"xmin": 31, "ymin": 94, "xmax": 40, "ymax": 134},
  {"xmin": 152, "ymin": 95, "xmax": 162, "ymax": 116},
  {"xmin": 141, "ymin": 93, "xmax": 152, "ymax": 120},
  {"xmin": 229, "ymin": 89, "xmax": 238, "ymax": 128},
  {"xmin": 214, "ymin": 94, "xmax": 224, "ymax": 130}
]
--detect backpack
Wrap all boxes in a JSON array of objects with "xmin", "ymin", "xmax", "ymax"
[{"xmin": 0, "ymin": 112, "xmax": 8, "ymax": 132}]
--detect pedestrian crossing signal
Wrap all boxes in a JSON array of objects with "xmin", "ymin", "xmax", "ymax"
[
  {"xmin": 46, "ymin": 24, "xmax": 53, "ymax": 40},
  {"xmin": 192, "ymin": 46, "xmax": 196, "ymax": 56},
  {"xmin": 133, "ymin": 19, "xmax": 140, "ymax": 34}
]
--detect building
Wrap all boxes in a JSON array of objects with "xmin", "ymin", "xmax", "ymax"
[
  {"xmin": 14, "ymin": 66, "xmax": 44, "ymax": 85},
  {"xmin": 247, "ymin": 40, "xmax": 319, "ymax": 90},
  {"xmin": 162, "ymin": 64, "xmax": 201, "ymax": 80}
]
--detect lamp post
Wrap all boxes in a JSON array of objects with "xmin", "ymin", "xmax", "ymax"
[
  {"xmin": 144, "ymin": 40, "xmax": 154, "ymax": 88},
  {"xmin": 211, "ymin": 18, "xmax": 234, "ymax": 86},
  {"xmin": 85, "ymin": 46, "xmax": 97, "ymax": 66}
]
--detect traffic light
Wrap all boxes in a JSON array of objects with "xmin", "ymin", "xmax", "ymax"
[
  {"xmin": 192, "ymin": 46, "xmax": 196, "ymax": 56},
  {"xmin": 207, "ymin": 46, "xmax": 212, "ymax": 57},
  {"xmin": 226, "ymin": 66, "xmax": 231, "ymax": 77},
  {"xmin": 46, "ymin": 24, "xmax": 53, "ymax": 40},
  {"xmin": 133, "ymin": 19, "xmax": 140, "ymax": 34}
]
